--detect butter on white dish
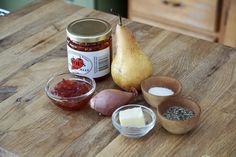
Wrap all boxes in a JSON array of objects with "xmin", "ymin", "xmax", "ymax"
[
  {"xmin": 148, "ymin": 87, "xmax": 174, "ymax": 96},
  {"xmin": 119, "ymin": 107, "xmax": 146, "ymax": 128}
]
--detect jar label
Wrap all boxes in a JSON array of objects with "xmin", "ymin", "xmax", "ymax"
[{"xmin": 67, "ymin": 46, "xmax": 110, "ymax": 78}]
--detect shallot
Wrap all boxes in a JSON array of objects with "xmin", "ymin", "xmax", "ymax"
[{"xmin": 90, "ymin": 88, "xmax": 138, "ymax": 116}]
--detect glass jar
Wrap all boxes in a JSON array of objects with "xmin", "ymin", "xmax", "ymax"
[{"xmin": 66, "ymin": 18, "xmax": 112, "ymax": 80}]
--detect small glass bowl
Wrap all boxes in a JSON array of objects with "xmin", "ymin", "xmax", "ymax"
[
  {"xmin": 112, "ymin": 104, "xmax": 156, "ymax": 138},
  {"xmin": 45, "ymin": 73, "xmax": 96, "ymax": 111}
]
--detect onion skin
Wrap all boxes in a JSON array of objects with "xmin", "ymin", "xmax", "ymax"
[{"xmin": 90, "ymin": 89, "xmax": 138, "ymax": 116}]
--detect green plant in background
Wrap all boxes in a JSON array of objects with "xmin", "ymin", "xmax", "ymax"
[
  {"xmin": 65, "ymin": 0, "xmax": 127, "ymax": 17},
  {"xmin": 65, "ymin": 0, "xmax": 96, "ymax": 9},
  {"xmin": 0, "ymin": 0, "xmax": 33, "ymax": 12},
  {"xmin": 0, "ymin": 0, "xmax": 127, "ymax": 17}
]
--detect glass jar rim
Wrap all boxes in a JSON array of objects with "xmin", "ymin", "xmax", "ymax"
[{"xmin": 66, "ymin": 18, "xmax": 112, "ymax": 43}]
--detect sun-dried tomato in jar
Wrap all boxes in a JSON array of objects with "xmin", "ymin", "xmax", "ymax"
[{"xmin": 66, "ymin": 18, "xmax": 112, "ymax": 80}]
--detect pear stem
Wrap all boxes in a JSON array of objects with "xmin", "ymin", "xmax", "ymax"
[{"xmin": 110, "ymin": 8, "xmax": 122, "ymax": 26}]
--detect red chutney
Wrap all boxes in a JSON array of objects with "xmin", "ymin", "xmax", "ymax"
[
  {"xmin": 50, "ymin": 79, "xmax": 93, "ymax": 111},
  {"xmin": 52, "ymin": 79, "xmax": 91, "ymax": 97}
]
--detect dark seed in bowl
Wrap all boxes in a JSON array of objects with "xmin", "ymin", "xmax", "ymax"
[{"xmin": 163, "ymin": 106, "xmax": 194, "ymax": 120}]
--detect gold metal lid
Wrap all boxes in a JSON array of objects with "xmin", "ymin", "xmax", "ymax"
[{"xmin": 66, "ymin": 18, "xmax": 112, "ymax": 43}]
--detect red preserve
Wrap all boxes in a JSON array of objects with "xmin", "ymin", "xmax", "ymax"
[
  {"xmin": 66, "ymin": 18, "xmax": 112, "ymax": 80},
  {"xmin": 50, "ymin": 79, "xmax": 92, "ymax": 110},
  {"xmin": 52, "ymin": 79, "xmax": 92, "ymax": 98}
]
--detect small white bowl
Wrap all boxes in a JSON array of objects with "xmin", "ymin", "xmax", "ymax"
[{"xmin": 112, "ymin": 104, "xmax": 156, "ymax": 138}]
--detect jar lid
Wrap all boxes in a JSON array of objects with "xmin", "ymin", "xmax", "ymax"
[{"xmin": 66, "ymin": 18, "xmax": 112, "ymax": 43}]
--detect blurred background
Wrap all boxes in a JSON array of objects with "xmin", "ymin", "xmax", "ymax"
[{"xmin": 0, "ymin": 0, "xmax": 235, "ymax": 48}]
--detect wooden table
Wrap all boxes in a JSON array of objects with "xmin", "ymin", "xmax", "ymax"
[{"xmin": 0, "ymin": 0, "xmax": 236, "ymax": 157}]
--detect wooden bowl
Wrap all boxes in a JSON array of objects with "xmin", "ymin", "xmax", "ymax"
[
  {"xmin": 157, "ymin": 97, "xmax": 201, "ymax": 134},
  {"xmin": 141, "ymin": 76, "xmax": 182, "ymax": 108}
]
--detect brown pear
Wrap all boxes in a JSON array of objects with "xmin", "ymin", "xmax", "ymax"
[{"xmin": 111, "ymin": 24, "xmax": 153, "ymax": 91}]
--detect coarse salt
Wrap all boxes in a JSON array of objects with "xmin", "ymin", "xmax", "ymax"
[{"xmin": 148, "ymin": 87, "xmax": 174, "ymax": 96}]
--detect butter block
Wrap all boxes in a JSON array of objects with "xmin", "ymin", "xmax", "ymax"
[{"xmin": 119, "ymin": 107, "xmax": 146, "ymax": 127}]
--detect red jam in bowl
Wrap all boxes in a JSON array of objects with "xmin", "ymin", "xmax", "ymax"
[
  {"xmin": 52, "ymin": 79, "xmax": 92, "ymax": 98},
  {"xmin": 45, "ymin": 74, "xmax": 95, "ymax": 111}
]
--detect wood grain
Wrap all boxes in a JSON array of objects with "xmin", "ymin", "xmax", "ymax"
[
  {"xmin": 224, "ymin": 0, "xmax": 236, "ymax": 47},
  {"xmin": 0, "ymin": 0, "xmax": 236, "ymax": 157},
  {"xmin": 130, "ymin": 16, "xmax": 217, "ymax": 42},
  {"xmin": 128, "ymin": 0, "xmax": 218, "ymax": 41}
]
